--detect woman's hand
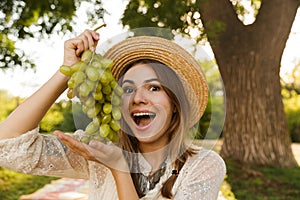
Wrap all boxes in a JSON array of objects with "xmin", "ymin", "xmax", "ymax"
[
  {"xmin": 54, "ymin": 130, "xmax": 129, "ymax": 172},
  {"xmin": 62, "ymin": 30, "xmax": 100, "ymax": 67},
  {"xmin": 54, "ymin": 130, "xmax": 139, "ymax": 200}
]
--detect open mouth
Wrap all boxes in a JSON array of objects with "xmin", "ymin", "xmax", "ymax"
[{"xmin": 132, "ymin": 112, "xmax": 156, "ymax": 127}]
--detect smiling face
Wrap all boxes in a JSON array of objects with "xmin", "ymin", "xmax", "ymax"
[{"xmin": 121, "ymin": 63, "xmax": 174, "ymax": 147}]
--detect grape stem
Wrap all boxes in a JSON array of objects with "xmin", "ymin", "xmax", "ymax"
[
  {"xmin": 89, "ymin": 24, "xmax": 106, "ymax": 64},
  {"xmin": 94, "ymin": 24, "xmax": 107, "ymax": 32}
]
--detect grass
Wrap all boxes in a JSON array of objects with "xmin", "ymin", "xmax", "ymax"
[
  {"xmin": 224, "ymin": 159, "xmax": 300, "ymax": 200},
  {"xmin": 0, "ymin": 167, "xmax": 58, "ymax": 200},
  {"xmin": 0, "ymin": 142, "xmax": 299, "ymax": 200}
]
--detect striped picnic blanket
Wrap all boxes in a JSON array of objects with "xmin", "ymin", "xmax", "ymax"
[{"xmin": 19, "ymin": 178, "xmax": 89, "ymax": 200}]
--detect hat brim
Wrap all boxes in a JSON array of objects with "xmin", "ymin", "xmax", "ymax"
[{"xmin": 104, "ymin": 36, "xmax": 208, "ymax": 127}]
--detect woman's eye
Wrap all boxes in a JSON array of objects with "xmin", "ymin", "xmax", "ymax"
[
  {"xmin": 123, "ymin": 87, "xmax": 134, "ymax": 94},
  {"xmin": 149, "ymin": 85, "xmax": 160, "ymax": 92}
]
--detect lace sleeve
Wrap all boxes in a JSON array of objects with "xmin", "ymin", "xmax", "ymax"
[
  {"xmin": 0, "ymin": 128, "xmax": 89, "ymax": 179},
  {"xmin": 174, "ymin": 149, "xmax": 226, "ymax": 200}
]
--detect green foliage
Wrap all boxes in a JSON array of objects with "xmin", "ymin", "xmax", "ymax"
[
  {"xmin": 0, "ymin": 32, "xmax": 34, "ymax": 70},
  {"xmin": 219, "ymin": 176, "xmax": 237, "ymax": 200},
  {"xmin": 0, "ymin": 0, "xmax": 105, "ymax": 70},
  {"xmin": 225, "ymin": 158, "xmax": 300, "ymax": 200},
  {"xmin": 122, "ymin": 0, "xmax": 205, "ymax": 41},
  {"xmin": 39, "ymin": 99, "xmax": 93, "ymax": 133},
  {"xmin": 0, "ymin": 90, "xmax": 23, "ymax": 121},
  {"xmin": 53, "ymin": 100, "xmax": 76, "ymax": 132},
  {"xmin": 204, "ymin": 20, "xmax": 226, "ymax": 40},
  {"xmin": 40, "ymin": 100, "xmax": 90, "ymax": 133},
  {"xmin": 283, "ymin": 94, "xmax": 300, "ymax": 142},
  {"xmin": 0, "ymin": 167, "xmax": 57, "ymax": 200},
  {"xmin": 0, "ymin": 89, "xmax": 84, "ymax": 133},
  {"xmin": 52, "ymin": 101, "xmax": 91, "ymax": 132},
  {"xmin": 281, "ymin": 62, "xmax": 300, "ymax": 96},
  {"xmin": 40, "ymin": 103, "xmax": 64, "ymax": 132},
  {"xmin": 195, "ymin": 60, "xmax": 225, "ymax": 139},
  {"xmin": 196, "ymin": 95, "xmax": 224, "ymax": 139},
  {"xmin": 231, "ymin": 0, "xmax": 261, "ymax": 19},
  {"xmin": 281, "ymin": 62, "xmax": 300, "ymax": 142},
  {"xmin": 122, "ymin": 0, "xmax": 262, "ymax": 42}
]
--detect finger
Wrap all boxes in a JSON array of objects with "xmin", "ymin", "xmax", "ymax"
[
  {"xmin": 79, "ymin": 34, "xmax": 89, "ymax": 51},
  {"xmin": 85, "ymin": 30, "xmax": 100, "ymax": 51},
  {"xmin": 54, "ymin": 131, "xmax": 94, "ymax": 160},
  {"xmin": 85, "ymin": 140, "xmax": 107, "ymax": 158},
  {"xmin": 89, "ymin": 140, "xmax": 105, "ymax": 149},
  {"xmin": 72, "ymin": 38, "xmax": 87, "ymax": 57},
  {"xmin": 71, "ymin": 30, "xmax": 92, "ymax": 56},
  {"xmin": 54, "ymin": 130, "xmax": 81, "ymax": 152},
  {"xmin": 81, "ymin": 30, "xmax": 100, "ymax": 51},
  {"xmin": 91, "ymin": 31, "xmax": 100, "ymax": 48},
  {"xmin": 86, "ymin": 141, "xmax": 126, "ymax": 168},
  {"xmin": 64, "ymin": 38, "xmax": 85, "ymax": 58}
]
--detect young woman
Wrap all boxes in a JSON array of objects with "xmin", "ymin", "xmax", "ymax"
[{"xmin": 0, "ymin": 30, "xmax": 226, "ymax": 199}]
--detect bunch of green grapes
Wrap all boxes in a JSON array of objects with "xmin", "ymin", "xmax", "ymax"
[{"xmin": 60, "ymin": 50, "xmax": 123, "ymax": 144}]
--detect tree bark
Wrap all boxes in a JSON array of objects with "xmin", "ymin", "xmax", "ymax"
[{"xmin": 199, "ymin": 0, "xmax": 300, "ymax": 167}]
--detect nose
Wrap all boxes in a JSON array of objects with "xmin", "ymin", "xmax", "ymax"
[{"xmin": 132, "ymin": 86, "xmax": 148, "ymax": 105}]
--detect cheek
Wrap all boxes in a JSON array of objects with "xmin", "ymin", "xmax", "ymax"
[
  {"xmin": 121, "ymin": 97, "xmax": 131, "ymax": 121},
  {"xmin": 158, "ymin": 95, "xmax": 173, "ymax": 115}
]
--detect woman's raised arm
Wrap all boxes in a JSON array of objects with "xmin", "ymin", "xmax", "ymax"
[{"xmin": 0, "ymin": 30, "xmax": 99, "ymax": 140}]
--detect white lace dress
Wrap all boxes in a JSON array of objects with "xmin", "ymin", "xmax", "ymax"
[{"xmin": 0, "ymin": 128, "xmax": 226, "ymax": 200}]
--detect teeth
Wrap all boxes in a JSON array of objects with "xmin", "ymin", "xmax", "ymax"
[{"xmin": 133, "ymin": 112, "xmax": 155, "ymax": 117}]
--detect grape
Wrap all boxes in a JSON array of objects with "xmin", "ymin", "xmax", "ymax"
[
  {"xmin": 79, "ymin": 82, "xmax": 91, "ymax": 97},
  {"xmin": 103, "ymin": 103, "xmax": 112, "ymax": 114},
  {"xmin": 86, "ymin": 66, "xmax": 99, "ymax": 81},
  {"xmin": 110, "ymin": 120, "xmax": 121, "ymax": 132},
  {"xmin": 81, "ymin": 50, "xmax": 93, "ymax": 63},
  {"xmin": 110, "ymin": 80, "xmax": 118, "ymax": 89},
  {"xmin": 73, "ymin": 71, "xmax": 86, "ymax": 85},
  {"xmin": 99, "ymin": 124, "xmax": 110, "ymax": 137},
  {"xmin": 67, "ymin": 77, "xmax": 76, "ymax": 89},
  {"xmin": 112, "ymin": 107, "xmax": 122, "ymax": 120},
  {"xmin": 84, "ymin": 97, "xmax": 95, "ymax": 107},
  {"xmin": 85, "ymin": 121, "xmax": 99, "ymax": 135},
  {"xmin": 93, "ymin": 91, "xmax": 103, "ymax": 101},
  {"xmin": 71, "ymin": 61, "xmax": 86, "ymax": 72},
  {"xmin": 108, "ymin": 132, "xmax": 118, "ymax": 143},
  {"xmin": 67, "ymin": 89, "xmax": 75, "ymax": 99},
  {"xmin": 81, "ymin": 135, "xmax": 91, "ymax": 144},
  {"xmin": 85, "ymin": 79, "xmax": 96, "ymax": 91},
  {"xmin": 91, "ymin": 60, "xmax": 102, "ymax": 68},
  {"xmin": 99, "ymin": 70, "xmax": 112, "ymax": 85},
  {"xmin": 101, "ymin": 112, "xmax": 111, "ymax": 124},
  {"xmin": 111, "ymin": 93, "xmax": 121, "ymax": 106},
  {"xmin": 100, "ymin": 58, "xmax": 114, "ymax": 69},
  {"xmin": 102, "ymin": 85, "xmax": 112, "ymax": 95},
  {"xmin": 114, "ymin": 85, "xmax": 124, "ymax": 97},
  {"xmin": 60, "ymin": 65, "xmax": 73, "ymax": 76},
  {"xmin": 59, "ymin": 49, "xmax": 123, "ymax": 144}
]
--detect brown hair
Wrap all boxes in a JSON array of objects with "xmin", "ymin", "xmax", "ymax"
[{"xmin": 118, "ymin": 59, "xmax": 197, "ymax": 198}]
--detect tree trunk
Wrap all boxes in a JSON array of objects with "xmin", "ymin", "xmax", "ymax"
[{"xmin": 199, "ymin": 0, "xmax": 299, "ymax": 167}]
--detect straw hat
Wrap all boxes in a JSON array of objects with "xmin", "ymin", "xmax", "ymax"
[{"xmin": 104, "ymin": 36, "xmax": 208, "ymax": 127}]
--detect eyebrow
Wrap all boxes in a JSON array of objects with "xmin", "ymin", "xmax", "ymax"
[{"xmin": 121, "ymin": 78, "xmax": 160, "ymax": 86}]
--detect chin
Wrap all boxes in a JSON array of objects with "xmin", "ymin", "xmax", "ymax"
[{"xmin": 133, "ymin": 133, "xmax": 157, "ymax": 142}]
